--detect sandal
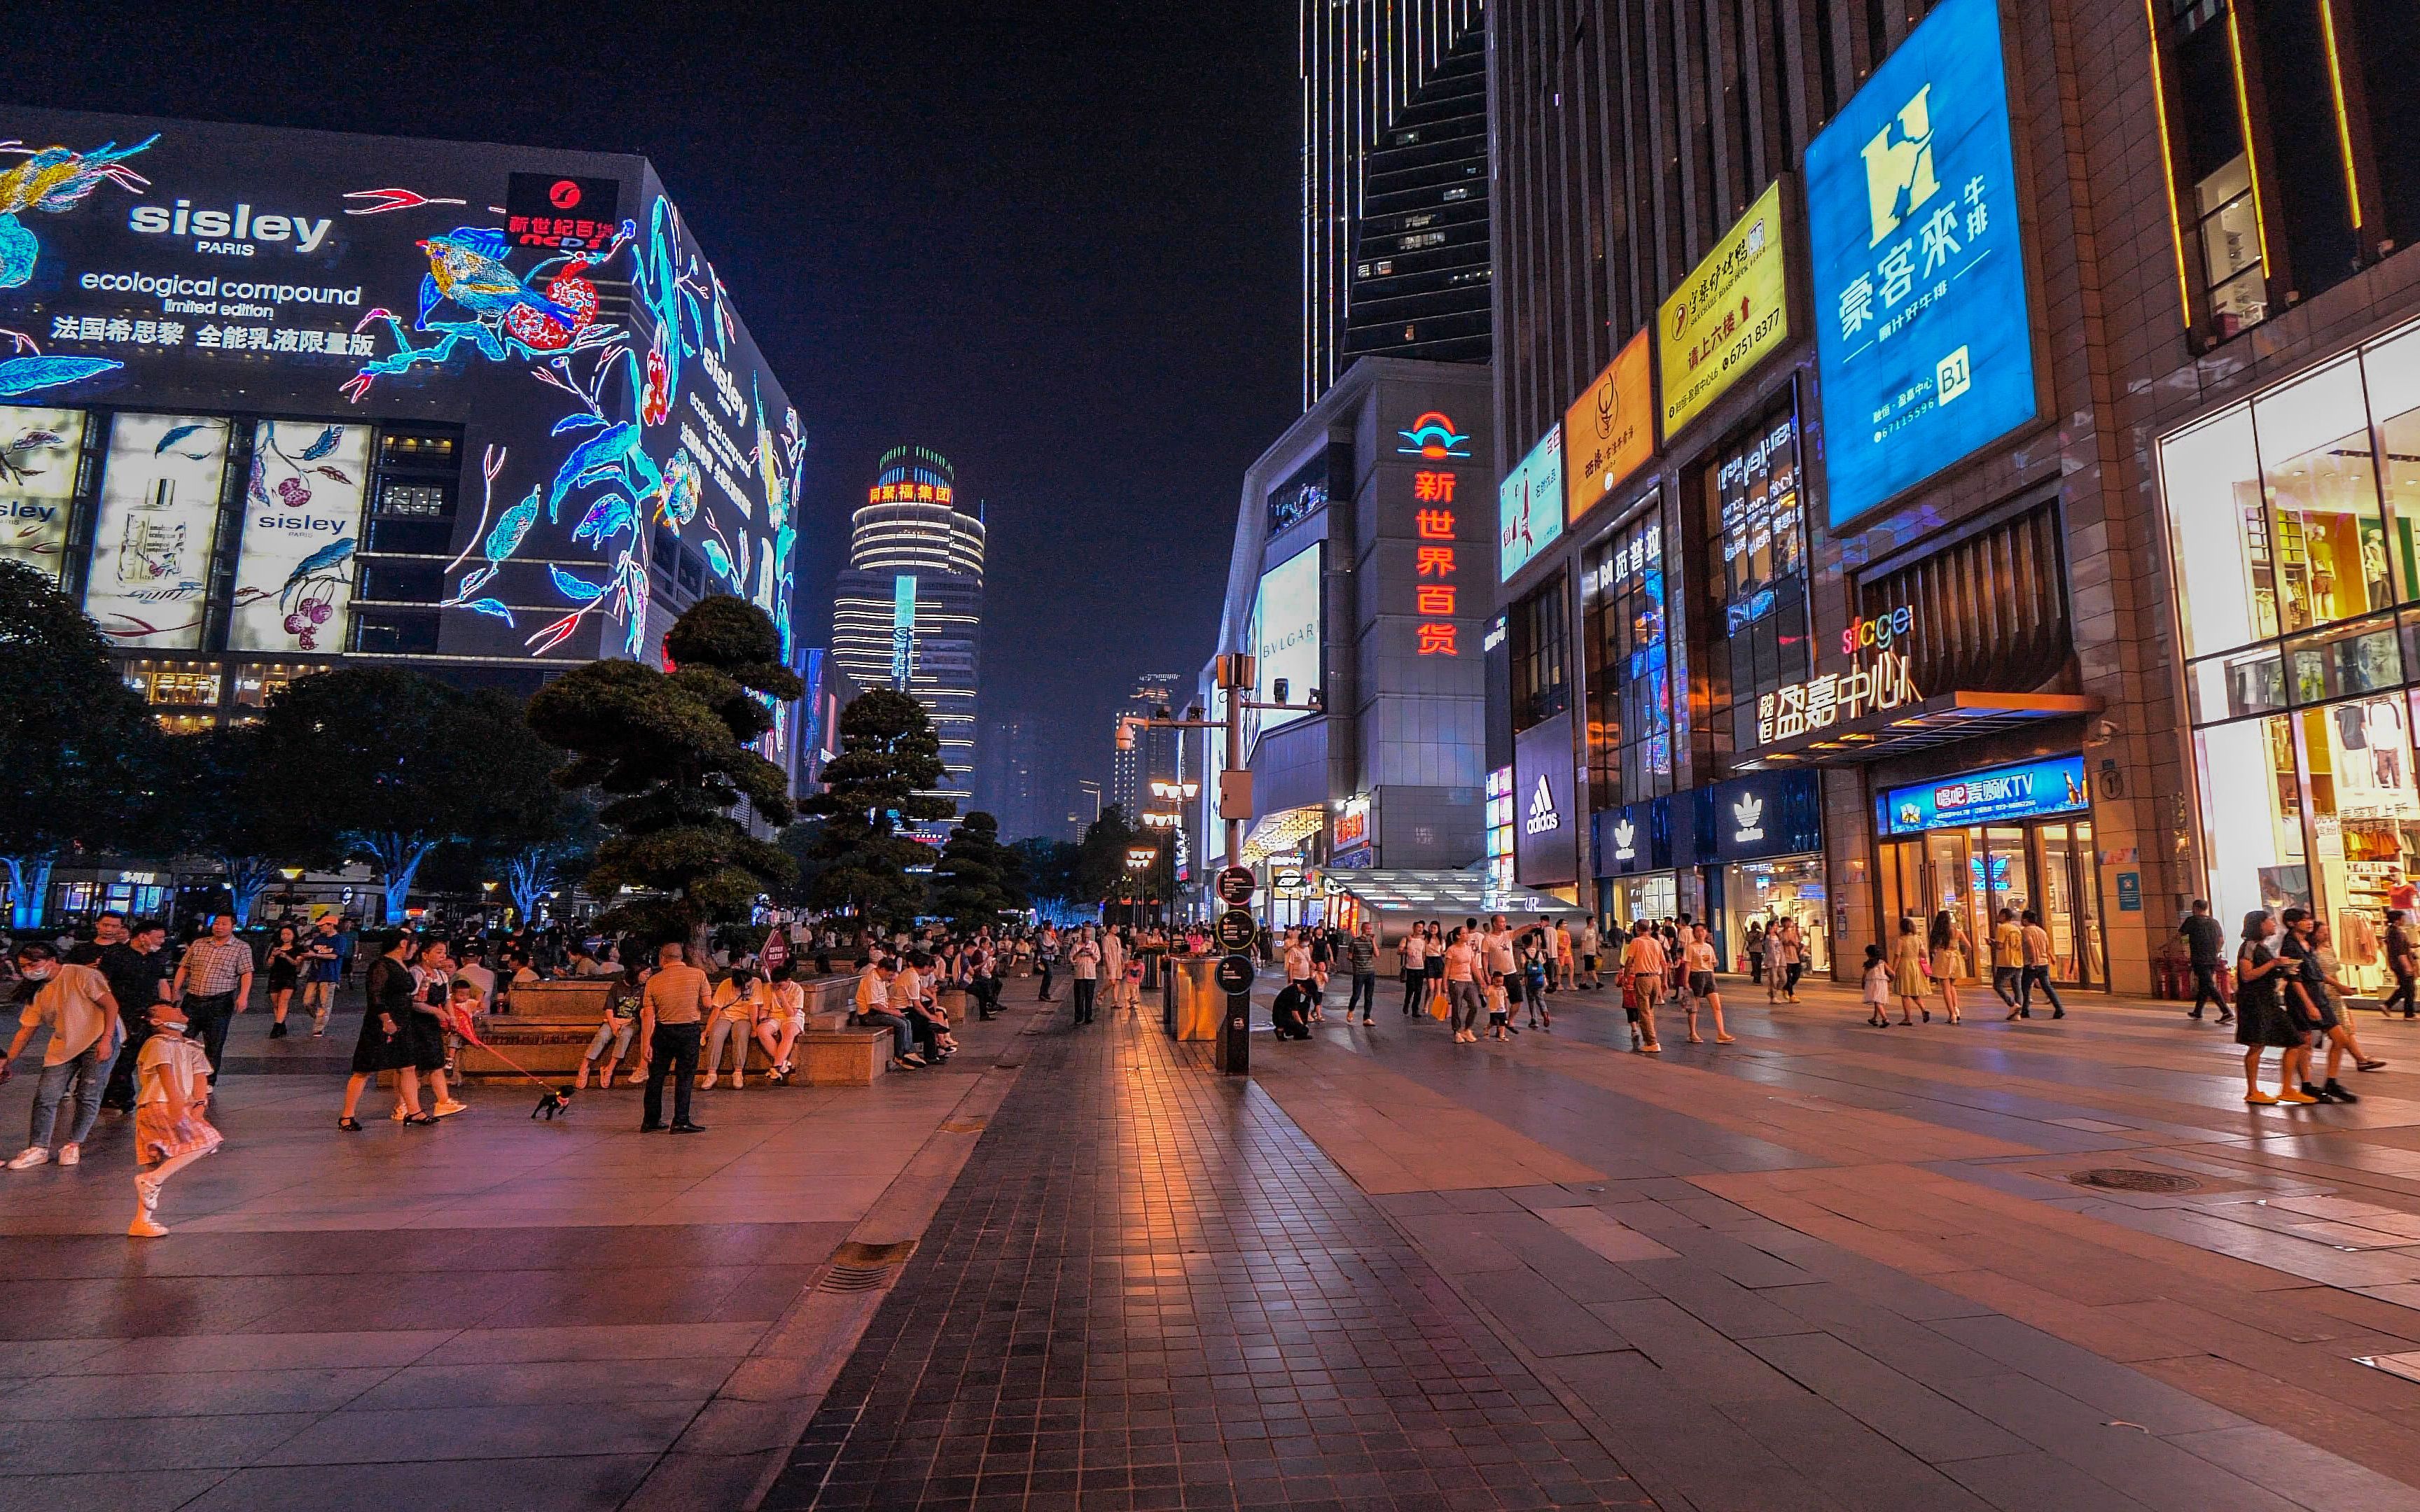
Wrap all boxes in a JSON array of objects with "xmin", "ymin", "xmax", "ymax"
[
  {"xmin": 337, "ymin": 1116, "xmax": 362, "ymax": 1131},
  {"xmin": 402, "ymin": 1112, "xmax": 438, "ymax": 1126}
]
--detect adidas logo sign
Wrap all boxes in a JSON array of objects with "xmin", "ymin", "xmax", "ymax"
[{"xmin": 1524, "ymin": 773, "xmax": 1561, "ymax": 836}]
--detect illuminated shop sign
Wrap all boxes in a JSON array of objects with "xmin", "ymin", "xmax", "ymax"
[
  {"xmin": 1396, "ymin": 411, "xmax": 1472, "ymax": 459},
  {"xmin": 1250, "ymin": 543, "xmax": 1322, "ymax": 746},
  {"xmin": 0, "ymin": 405, "xmax": 88, "ymax": 582},
  {"xmin": 1754, "ymin": 650, "xmax": 1919, "ymax": 746},
  {"xmin": 1498, "ymin": 423, "xmax": 1563, "ymax": 582},
  {"xmin": 1513, "ymin": 711, "xmax": 1579, "ymax": 886},
  {"xmin": 865, "ymin": 480, "xmax": 957, "ymax": 506},
  {"xmin": 1878, "ymin": 755, "xmax": 2088, "ymax": 834},
  {"xmin": 1334, "ymin": 795, "xmax": 1369, "ymax": 850},
  {"xmin": 228, "ymin": 419, "xmax": 368, "ymax": 654},
  {"xmin": 1412, "ymin": 466, "xmax": 1461, "ymax": 655},
  {"xmin": 1841, "ymin": 606, "xmax": 1914, "ymax": 655},
  {"xmin": 1806, "ymin": 0, "xmax": 2036, "ymax": 526},
  {"xmin": 1565, "ymin": 330, "xmax": 1653, "ymax": 524},
  {"xmin": 1658, "ymin": 181, "xmax": 1788, "ymax": 439}
]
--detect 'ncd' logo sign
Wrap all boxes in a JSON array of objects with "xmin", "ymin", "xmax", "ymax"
[
  {"xmin": 1524, "ymin": 773, "xmax": 1562, "ymax": 836},
  {"xmin": 1861, "ymin": 85, "xmax": 1939, "ymax": 246}
]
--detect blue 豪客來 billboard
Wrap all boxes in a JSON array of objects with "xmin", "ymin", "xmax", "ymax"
[
  {"xmin": 1805, "ymin": 0, "xmax": 2036, "ymax": 528},
  {"xmin": 1877, "ymin": 755, "xmax": 2087, "ymax": 836}
]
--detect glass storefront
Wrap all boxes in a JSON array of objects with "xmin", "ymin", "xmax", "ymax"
[
  {"xmin": 1604, "ymin": 872, "xmax": 1677, "ymax": 929},
  {"xmin": 1723, "ymin": 857, "xmax": 1831, "ymax": 976},
  {"xmin": 1873, "ymin": 756, "xmax": 2103, "ymax": 987},
  {"xmin": 2162, "ymin": 318, "xmax": 2420, "ymax": 992}
]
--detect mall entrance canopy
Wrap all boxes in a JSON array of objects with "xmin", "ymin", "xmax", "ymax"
[{"xmin": 1326, "ymin": 870, "xmax": 1587, "ymax": 946}]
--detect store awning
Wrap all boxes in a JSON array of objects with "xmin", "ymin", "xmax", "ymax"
[
  {"xmin": 1328, "ymin": 870, "xmax": 1588, "ymax": 927},
  {"xmin": 1732, "ymin": 690, "xmax": 2100, "ymax": 771},
  {"xmin": 1239, "ymin": 805, "xmax": 1325, "ymax": 866}
]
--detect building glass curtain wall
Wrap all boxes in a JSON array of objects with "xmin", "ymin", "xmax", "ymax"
[
  {"xmin": 1702, "ymin": 403, "xmax": 1809, "ymax": 760},
  {"xmin": 2163, "ymin": 319, "xmax": 2420, "ymax": 994},
  {"xmin": 1580, "ymin": 505, "xmax": 1671, "ymax": 811},
  {"xmin": 830, "ymin": 445, "xmax": 985, "ymax": 820}
]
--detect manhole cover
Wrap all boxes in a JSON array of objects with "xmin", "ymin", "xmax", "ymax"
[
  {"xmin": 816, "ymin": 1238, "xmax": 918, "ymax": 1294},
  {"xmin": 2066, "ymin": 1168, "xmax": 2200, "ymax": 1194}
]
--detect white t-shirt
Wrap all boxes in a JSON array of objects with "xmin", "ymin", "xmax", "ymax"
[
  {"xmin": 1484, "ymin": 932, "xmax": 1517, "ymax": 976},
  {"xmin": 1401, "ymin": 934, "xmax": 1427, "ymax": 969},
  {"xmin": 1683, "ymin": 939, "xmax": 1718, "ymax": 973},
  {"xmin": 1284, "ymin": 944, "xmax": 1312, "ymax": 980},
  {"xmin": 1443, "ymin": 941, "xmax": 1475, "ymax": 982},
  {"xmin": 20, "ymin": 963, "xmax": 116, "ymax": 1065},
  {"xmin": 855, "ymin": 968, "xmax": 889, "ymax": 1011},
  {"xmin": 137, "ymin": 1032, "xmax": 211, "ymax": 1105}
]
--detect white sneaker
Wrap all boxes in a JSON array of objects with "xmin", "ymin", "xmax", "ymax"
[
  {"xmin": 431, "ymin": 1100, "xmax": 467, "ymax": 1118},
  {"xmin": 698, "ymin": 1074, "xmax": 717, "ymax": 1090},
  {"xmin": 732, "ymin": 1073, "xmax": 744, "ymax": 1089},
  {"xmin": 135, "ymin": 1175, "xmax": 160, "ymax": 1213},
  {"xmin": 57, "ymin": 1144, "xmax": 78, "ymax": 1167},
  {"xmin": 128, "ymin": 1214, "xmax": 168, "ymax": 1238},
  {"xmin": 8, "ymin": 1147, "xmax": 51, "ymax": 1170}
]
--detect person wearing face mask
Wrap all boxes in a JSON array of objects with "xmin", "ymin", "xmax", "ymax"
[
  {"xmin": 127, "ymin": 997, "xmax": 221, "ymax": 1238},
  {"xmin": 2234, "ymin": 910, "xmax": 2315, "ymax": 1105},
  {"xmin": 3, "ymin": 943, "xmax": 125, "ymax": 1170}
]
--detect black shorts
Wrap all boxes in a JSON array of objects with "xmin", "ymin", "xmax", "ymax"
[{"xmin": 1689, "ymin": 972, "xmax": 1716, "ymax": 998}]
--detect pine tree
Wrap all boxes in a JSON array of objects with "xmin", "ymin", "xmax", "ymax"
[
  {"xmin": 798, "ymin": 690, "xmax": 953, "ymax": 927},
  {"xmin": 931, "ymin": 811, "xmax": 1028, "ymax": 929},
  {"xmin": 527, "ymin": 595, "xmax": 804, "ymax": 950}
]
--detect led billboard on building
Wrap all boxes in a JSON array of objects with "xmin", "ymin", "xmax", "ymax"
[
  {"xmin": 0, "ymin": 107, "xmax": 803, "ymax": 696},
  {"xmin": 0, "ymin": 406, "xmax": 88, "ymax": 582},
  {"xmin": 1564, "ymin": 330, "xmax": 1653, "ymax": 525},
  {"xmin": 1497, "ymin": 423, "xmax": 1562, "ymax": 582},
  {"xmin": 1249, "ymin": 543, "xmax": 1322, "ymax": 750},
  {"xmin": 84, "ymin": 412, "xmax": 229, "ymax": 648},
  {"xmin": 1805, "ymin": 0, "xmax": 2036, "ymax": 526}
]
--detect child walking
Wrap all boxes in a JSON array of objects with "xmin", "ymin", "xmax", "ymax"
[
  {"xmin": 1862, "ymin": 944, "xmax": 1893, "ymax": 1029},
  {"xmin": 130, "ymin": 1000, "xmax": 221, "ymax": 1238}
]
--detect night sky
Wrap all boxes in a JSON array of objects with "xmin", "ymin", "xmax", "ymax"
[{"xmin": 5, "ymin": 1, "xmax": 1303, "ymax": 809}]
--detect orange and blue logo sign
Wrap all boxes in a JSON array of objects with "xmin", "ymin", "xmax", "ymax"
[{"xmin": 1396, "ymin": 412, "xmax": 1471, "ymax": 460}]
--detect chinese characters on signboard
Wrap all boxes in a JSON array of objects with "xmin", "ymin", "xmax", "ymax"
[
  {"xmin": 1657, "ymin": 181, "xmax": 1789, "ymax": 440},
  {"xmin": 1412, "ymin": 466, "xmax": 1461, "ymax": 654},
  {"xmin": 1564, "ymin": 330, "xmax": 1653, "ymax": 525},
  {"xmin": 1497, "ymin": 423, "xmax": 1563, "ymax": 582},
  {"xmin": 1754, "ymin": 650, "xmax": 1920, "ymax": 746},
  {"xmin": 1805, "ymin": 0, "xmax": 2036, "ymax": 526}
]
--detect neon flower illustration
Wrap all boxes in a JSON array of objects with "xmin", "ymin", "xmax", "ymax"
[
  {"xmin": 0, "ymin": 134, "xmax": 155, "ymax": 288},
  {"xmin": 340, "ymin": 220, "xmax": 632, "ymax": 400}
]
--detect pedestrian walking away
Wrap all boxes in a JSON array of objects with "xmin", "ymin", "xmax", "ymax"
[
  {"xmin": 1889, "ymin": 916, "xmax": 1929, "ymax": 1025},
  {"xmin": 1992, "ymin": 908, "xmax": 2026, "ymax": 1015},
  {"xmin": 2180, "ymin": 898, "xmax": 2232, "ymax": 1023},
  {"xmin": 639, "ymin": 941, "xmax": 711, "ymax": 1133},
  {"xmin": 2017, "ymin": 909, "xmax": 2066, "ymax": 1018},
  {"xmin": 1929, "ymin": 909, "xmax": 1970, "ymax": 1024}
]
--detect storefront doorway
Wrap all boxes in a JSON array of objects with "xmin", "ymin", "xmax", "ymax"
[
  {"xmin": 1874, "ymin": 755, "xmax": 2103, "ymax": 988},
  {"xmin": 1720, "ymin": 856, "xmax": 1831, "ymax": 976}
]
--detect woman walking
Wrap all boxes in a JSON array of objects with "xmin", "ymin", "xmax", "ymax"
[
  {"xmin": 340, "ymin": 932, "xmax": 423, "ymax": 1129},
  {"xmin": 1400, "ymin": 920, "xmax": 1429, "ymax": 1015},
  {"xmin": 1928, "ymin": 910, "xmax": 1970, "ymax": 1024},
  {"xmin": 2234, "ymin": 910, "xmax": 2312, "ymax": 1104},
  {"xmin": 1889, "ymin": 916, "xmax": 1929, "ymax": 1024},
  {"xmin": 265, "ymin": 924, "xmax": 303, "ymax": 1040}
]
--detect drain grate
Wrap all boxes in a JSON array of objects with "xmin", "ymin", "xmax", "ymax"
[
  {"xmin": 940, "ymin": 1118, "xmax": 988, "ymax": 1134},
  {"xmin": 2066, "ymin": 1168, "xmax": 2201, "ymax": 1194},
  {"xmin": 816, "ymin": 1238, "xmax": 918, "ymax": 1294}
]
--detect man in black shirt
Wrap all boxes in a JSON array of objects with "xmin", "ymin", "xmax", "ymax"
[
  {"xmin": 2178, "ymin": 899, "xmax": 2231, "ymax": 1025},
  {"xmin": 98, "ymin": 917, "xmax": 172, "ymax": 1112}
]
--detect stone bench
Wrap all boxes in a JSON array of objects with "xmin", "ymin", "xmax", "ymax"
[{"xmin": 440, "ymin": 972, "xmax": 878, "ymax": 1085}]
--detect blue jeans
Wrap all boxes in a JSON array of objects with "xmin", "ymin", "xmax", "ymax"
[
  {"xmin": 32, "ymin": 1037, "xmax": 118, "ymax": 1150},
  {"xmin": 856, "ymin": 1009, "xmax": 915, "ymax": 1060}
]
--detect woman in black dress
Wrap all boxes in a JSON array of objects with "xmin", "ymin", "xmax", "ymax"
[
  {"xmin": 265, "ymin": 924, "xmax": 303, "ymax": 1038},
  {"xmin": 339, "ymin": 932, "xmax": 420, "ymax": 1130},
  {"xmin": 2234, "ymin": 910, "xmax": 2307, "ymax": 1105}
]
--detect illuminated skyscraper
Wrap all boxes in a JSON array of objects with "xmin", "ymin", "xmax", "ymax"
[
  {"xmin": 1301, "ymin": 0, "xmax": 1489, "ymax": 408},
  {"xmin": 1111, "ymin": 672, "xmax": 1185, "ymax": 824},
  {"xmin": 830, "ymin": 446, "xmax": 984, "ymax": 824}
]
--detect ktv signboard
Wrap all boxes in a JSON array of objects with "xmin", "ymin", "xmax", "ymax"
[
  {"xmin": 1564, "ymin": 330, "xmax": 1653, "ymax": 526},
  {"xmin": 1497, "ymin": 422, "xmax": 1562, "ymax": 582},
  {"xmin": 1878, "ymin": 755, "xmax": 2088, "ymax": 836},
  {"xmin": 1805, "ymin": 0, "xmax": 2036, "ymax": 527},
  {"xmin": 1658, "ymin": 180, "xmax": 1788, "ymax": 440}
]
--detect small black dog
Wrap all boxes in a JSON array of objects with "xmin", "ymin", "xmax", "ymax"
[{"xmin": 531, "ymin": 1086, "xmax": 574, "ymax": 1120}]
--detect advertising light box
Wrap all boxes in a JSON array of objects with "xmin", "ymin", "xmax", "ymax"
[
  {"xmin": 85, "ymin": 412, "xmax": 230, "ymax": 648},
  {"xmin": 1249, "ymin": 543, "xmax": 1322, "ymax": 749},
  {"xmin": 1658, "ymin": 180, "xmax": 1788, "ymax": 440},
  {"xmin": 1806, "ymin": 0, "xmax": 2036, "ymax": 527},
  {"xmin": 228, "ymin": 419, "xmax": 370, "ymax": 652},
  {"xmin": 0, "ymin": 406, "xmax": 88, "ymax": 582},
  {"xmin": 1878, "ymin": 755, "xmax": 2088, "ymax": 835},
  {"xmin": 1564, "ymin": 330, "xmax": 1653, "ymax": 526},
  {"xmin": 1498, "ymin": 423, "xmax": 1563, "ymax": 582}
]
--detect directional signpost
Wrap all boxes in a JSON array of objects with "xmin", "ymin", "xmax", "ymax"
[
  {"xmin": 1216, "ymin": 866, "xmax": 1256, "ymax": 906},
  {"xmin": 1211, "ymin": 905, "xmax": 1258, "ymax": 1074},
  {"xmin": 1214, "ymin": 955, "xmax": 1256, "ymax": 995},
  {"xmin": 1213, "ymin": 909, "xmax": 1258, "ymax": 953}
]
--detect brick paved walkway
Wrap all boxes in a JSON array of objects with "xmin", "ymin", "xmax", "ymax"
[{"xmin": 761, "ymin": 1006, "xmax": 1652, "ymax": 1512}]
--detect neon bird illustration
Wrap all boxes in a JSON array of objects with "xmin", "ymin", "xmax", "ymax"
[
  {"xmin": 278, "ymin": 536, "xmax": 356, "ymax": 608},
  {"xmin": 1395, "ymin": 412, "xmax": 1472, "ymax": 460},
  {"xmin": 0, "ymin": 134, "xmax": 156, "ymax": 288},
  {"xmin": 416, "ymin": 229, "xmax": 578, "ymax": 332}
]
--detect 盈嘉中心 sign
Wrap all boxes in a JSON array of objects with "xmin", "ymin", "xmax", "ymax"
[
  {"xmin": 1755, "ymin": 650, "xmax": 1919, "ymax": 747},
  {"xmin": 1805, "ymin": 0, "xmax": 2036, "ymax": 527},
  {"xmin": 1879, "ymin": 755, "xmax": 2088, "ymax": 835}
]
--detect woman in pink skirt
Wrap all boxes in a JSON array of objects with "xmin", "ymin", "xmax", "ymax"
[{"xmin": 130, "ymin": 1000, "xmax": 222, "ymax": 1238}]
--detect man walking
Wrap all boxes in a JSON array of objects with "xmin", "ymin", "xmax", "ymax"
[
  {"xmin": 1069, "ymin": 927, "xmax": 1101, "ymax": 1025},
  {"xmin": 2017, "ymin": 910, "xmax": 2066, "ymax": 1018},
  {"xmin": 171, "ymin": 913, "xmax": 252, "ymax": 1077},
  {"xmin": 2180, "ymin": 898, "xmax": 2232, "ymax": 1024},
  {"xmin": 2385, "ymin": 909, "xmax": 2418, "ymax": 1019},
  {"xmin": 1344, "ymin": 922, "xmax": 1379, "ymax": 1024},
  {"xmin": 1991, "ymin": 908, "xmax": 2026, "ymax": 1014},
  {"xmin": 638, "ymin": 941, "xmax": 710, "ymax": 1133}
]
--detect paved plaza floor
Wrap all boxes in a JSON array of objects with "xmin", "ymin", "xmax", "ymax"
[{"xmin": 11, "ymin": 969, "xmax": 2420, "ymax": 1510}]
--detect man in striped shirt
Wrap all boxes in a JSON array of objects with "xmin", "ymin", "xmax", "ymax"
[{"xmin": 171, "ymin": 914, "xmax": 252, "ymax": 1077}]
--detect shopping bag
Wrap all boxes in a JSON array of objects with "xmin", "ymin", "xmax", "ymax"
[{"xmin": 1427, "ymin": 986, "xmax": 1451, "ymax": 1020}]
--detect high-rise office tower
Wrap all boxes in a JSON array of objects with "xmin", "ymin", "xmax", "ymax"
[
  {"xmin": 1110, "ymin": 672, "xmax": 1185, "ymax": 823},
  {"xmin": 978, "ymin": 716, "xmax": 1055, "ymax": 844},
  {"xmin": 1300, "ymin": 0, "xmax": 1489, "ymax": 409},
  {"xmin": 830, "ymin": 446, "xmax": 984, "ymax": 828}
]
